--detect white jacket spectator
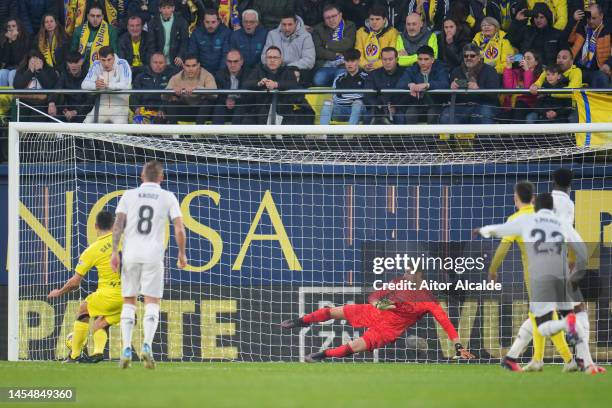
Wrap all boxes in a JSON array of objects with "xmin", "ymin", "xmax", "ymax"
[
  {"xmin": 261, "ymin": 15, "xmax": 315, "ymax": 71},
  {"xmin": 82, "ymin": 47, "xmax": 132, "ymax": 124}
]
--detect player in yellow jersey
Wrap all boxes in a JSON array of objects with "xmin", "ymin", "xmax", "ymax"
[
  {"xmin": 489, "ymin": 182, "xmax": 576, "ymax": 372},
  {"xmin": 48, "ymin": 211, "xmax": 122, "ymax": 363}
]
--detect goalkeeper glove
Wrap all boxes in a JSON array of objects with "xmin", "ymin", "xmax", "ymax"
[
  {"xmin": 454, "ymin": 342, "xmax": 475, "ymax": 359},
  {"xmin": 374, "ymin": 297, "xmax": 396, "ymax": 310}
]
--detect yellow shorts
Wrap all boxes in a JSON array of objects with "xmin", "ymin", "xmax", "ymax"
[{"xmin": 85, "ymin": 291, "xmax": 122, "ymax": 326}]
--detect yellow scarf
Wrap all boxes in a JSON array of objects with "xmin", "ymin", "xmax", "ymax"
[
  {"xmin": 187, "ymin": 0, "xmax": 200, "ymax": 34},
  {"xmin": 476, "ymin": 31, "xmax": 502, "ymax": 67},
  {"xmin": 64, "ymin": 0, "xmax": 87, "ymax": 36},
  {"xmin": 78, "ymin": 20, "xmax": 110, "ymax": 66},
  {"xmin": 105, "ymin": 0, "xmax": 117, "ymax": 26},
  {"xmin": 39, "ymin": 34, "xmax": 57, "ymax": 66}
]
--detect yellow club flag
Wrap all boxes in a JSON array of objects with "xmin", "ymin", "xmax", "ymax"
[{"xmin": 574, "ymin": 91, "xmax": 612, "ymax": 146}]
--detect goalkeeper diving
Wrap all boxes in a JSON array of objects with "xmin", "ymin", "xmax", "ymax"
[
  {"xmin": 282, "ymin": 269, "xmax": 474, "ymax": 362},
  {"xmin": 48, "ymin": 211, "xmax": 121, "ymax": 363}
]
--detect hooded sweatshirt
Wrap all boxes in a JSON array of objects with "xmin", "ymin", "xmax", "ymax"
[
  {"xmin": 81, "ymin": 54, "xmax": 132, "ymax": 108},
  {"xmin": 261, "ymin": 15, "xmax": 315, "ymax": 70}
]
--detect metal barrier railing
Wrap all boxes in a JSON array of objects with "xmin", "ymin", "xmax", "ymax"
[{"xmin": 1, "ymin": 87, "xmax": 611, "ymax": 125}]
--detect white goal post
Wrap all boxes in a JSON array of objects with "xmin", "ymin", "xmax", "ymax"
[{"xmin": 7, "ymin": 122, "xmax": 612, "ymax": 363}]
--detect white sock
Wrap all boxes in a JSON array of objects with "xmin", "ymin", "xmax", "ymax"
[
  {"xmin": 537, "ymin": 319, "xmax": 566, "ymax": 337},
  {"xmin": 507, "ymin": 318, "xmax": 533, "ymax": 359},
  {"xmin": 120, "ymin": 303, "xmax": 137, "ymax": 351},
  {"xmin": 143, "ymin": 303, "xmax": 160, "ymax": 347},
  {"xmin": 575, "ymin": 311, "xmax": 594, "ymax": 366},
  {"xmin": 576, "ymin": 311, "xmax": 590, "ymax": 344}
]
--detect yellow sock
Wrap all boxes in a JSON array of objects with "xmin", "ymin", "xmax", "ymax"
[
  {"xmin": 529, "ymin": 313, "xmax": 546, "ymax": 361},
  {"xmin": 93, "ymin": 329, "xmax": 108, "ymax": 355},
  {"xmin": 550, "ymin": 312, "xmax": 573, "ymax": 363},
  {"xmin": 70, "ymin": 321, "xmax": 89, "ymax": 359}
]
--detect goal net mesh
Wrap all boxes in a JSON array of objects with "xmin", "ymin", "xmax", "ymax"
[{"xmin": 13, "ymin": 127, "xmax": 612, "ymax": 363}]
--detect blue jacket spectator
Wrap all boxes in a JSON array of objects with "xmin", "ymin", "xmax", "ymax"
[
  {"xmin": 188, "ymin": 9, "xmax": 231, "ymax": 74},
  {"xmin": 229, "ymin": 9, "xmax": 268, "ymax": 69},
  {"xmin": 396, "ymin": 46, "xmax": 449, "ymax": 124},
  {"xmin": 363, "ymin": 47, "xmax": 405, "ymax": 124}
]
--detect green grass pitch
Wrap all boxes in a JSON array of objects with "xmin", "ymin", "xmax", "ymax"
[{"xmin": 0, "ymin": 362, "xmax": 611, "ymax": 408}]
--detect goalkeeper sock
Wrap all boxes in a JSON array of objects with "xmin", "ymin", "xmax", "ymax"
[
  {"xmin": 537, "ymin": 319, "xmax": 566, "ymax": 337},
  {"xmin": 93, "ymin": 329, "xmax": 108, "ymax": 355},
  {"xmin": 70, "ymin": 321, "xmax": 89, "ymax": 359},
  {"xmin": 576, "ymin": 311, "xmax": 590, "ymax": 344},
  {"xmin": 324, "ymin": 344, "xmax": 354, "ymax": 358},
  {"xmin": 507, "ymin": 318, "xmax": 533, "ymax": 359},
  {"xmin": 143, "ymin": 303, "xmax": 160, "ymax": 347},
  {"xmin": 303, "ymin": 307, "xmax": 331, "ymax": 324},
  {"xmin": 121, "ymin": 303, "xmax": 137, "ymax": 351}
]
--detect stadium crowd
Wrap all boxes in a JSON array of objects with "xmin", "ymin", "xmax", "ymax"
[{"xmin": 0, "ymin": 0, "xmax": 611, "ymax": 125}]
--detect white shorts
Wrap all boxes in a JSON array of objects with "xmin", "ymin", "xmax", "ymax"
[{"xmin": 121, "ymin": 261, "xmax": 164, "ymax": 298}]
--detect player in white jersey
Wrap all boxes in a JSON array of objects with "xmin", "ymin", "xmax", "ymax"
[
  {"xmin": 111, "ymin": 160, "xmax": 187, "ymax": 369},
  {"xmin": 475, "ymin": 193, "xmax": 600, "ymax": 374}
]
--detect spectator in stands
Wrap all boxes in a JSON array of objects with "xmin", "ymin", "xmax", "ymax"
[
  {"xmin": 243, "ymin": 45, "xmax": 299, "ymax": 124},
  {"xmin": 0, "ymin": 18, "xmax": 30, "ymax": 87},
  {"xmin": 356, "ymin": 4, "xmax": 399, "ymax": 72},
  {"xmin": 569, "ymin": 3, "xmax": 610, "ymax": 88},
  {"xmin": 17, "ymin": 0, "xmax": 56, "ymax": 35},
  {"xmin": 0, "ymin": 0, "xmax": 17, "ymax": 31},
  {"xmin": 507, "ymin": 3, "xmax": 565, "ymax": 66},
  {"xmin": 230, "ymin": 9, "xmax": 268, "ymax": 70},
  {"xmin": 131, "ymin": 52, "xmax": 178, "ymax": 124},
  {"xmin": 438, "ymin": 17, "xmax": 472, "ymax": 71},
  {"xmin": 71, "ymin": 5, "xmax": 118, "ymax": 70},
  {"xmin": 13, "ymin": 49, "xmax": 58, "ymax": 117},
  {"xmin": 296, "ymin": 0, "xmax": 328, "ymax": 31},
  {"xmin": 48, "ymin": 51, "xmax": 94, "ymax": 123},
  {"xmin": 340, "ymin": 0, "xmax": 370, "ymax": 29},
  {"xmin": 312, "ymin": 3, "xmax": 357, "ymax": 86},
  {"xmin": 440, "ymin": 42, "xmax": 500, "ymax": 124},
  {"xmin": 404, "ymin": 0, "xmax": 450, "ymax": 31},
  {"xmin": 530, "ymin": 47, "xmax": 582, "ymax": 89},
  {"xmin": 397, "ymin": 45, "xmax": 449, "ymax": 124},
  {"xmin": 163, "ymin": 53, "xmax": 217, "ymax": 124},
  {"xmin": 36, "ymin": 14, "xmax": 69, "ymax": 72},
  {"xmin": 363, "ymin": 47, "xmax": 405, "ymax": 124},
  {"xmin": 262, "ymin": 13, "xmax": 316, "ymax": 85},
  {"xmin": 212, "ymin": 49, "xmax": 250, "ymax": 124},
  {"xmin": 147, "ymin": 0, "xmax": 190, "ymax": 69},
  {"xmin": 189, "ymin": 8, "xmax": 231, "ymax": 74},
  {"xmin": 500, "ymin": 49, "xmax": 542, "ymax": 122},
  {"xmin": 252, "ymin": 0, "xmax": 296, "ymax": 30},
  {"xmin": 319, "ymin": 48, "xmax": 368, "ymax": 125},
  {"xmin": 118, "ymin": 15, "xmax": 152, "ymax": 80},
  {"xmin": 527, "ymin": 0, "xmax": 567, "ymax": 31},
  {"xmin": 528, "ymin": 63, "xmax": 573, "ymax": 122},
  {"xmin": 452, "ymin": 0, "xmax": 524, "ymax": 35},
  {"xmin": 396, "ymin": 13, "xmax": 438, "ymax": 67},
  {"xmin": 81, "ymin": 46, "xmax": 132, "ymax": 123},
  {"xmin": 473, "ymin": 17, "xmax": 514, "ymax": 74}
]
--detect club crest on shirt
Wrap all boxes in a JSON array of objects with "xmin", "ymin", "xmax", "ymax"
[
  {"xmin": 485, "ymin": 47, "xmax": 499, "ymax": 60},
  {"xmin": 365, "ymin": 43, "xmax": 379, "ymax": 57}
]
